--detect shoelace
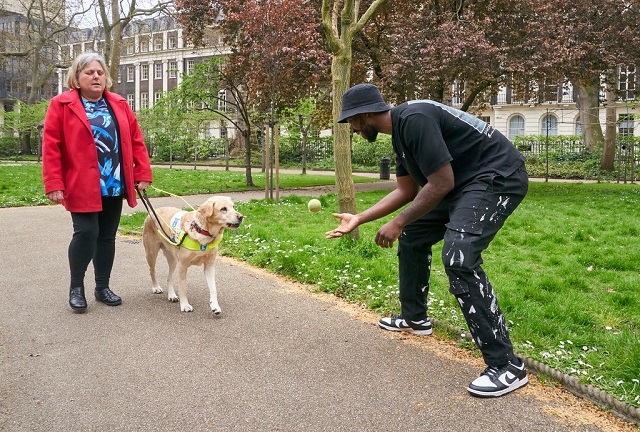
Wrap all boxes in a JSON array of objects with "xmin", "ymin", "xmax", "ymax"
[{"xmin": 481, "ymin": 365, "xmax": 503, "ymax": 378}]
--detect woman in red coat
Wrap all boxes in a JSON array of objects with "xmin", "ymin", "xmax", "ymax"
[{"xmin": 42, "ymin": 52, "xmax": 153, "ymax": 313}]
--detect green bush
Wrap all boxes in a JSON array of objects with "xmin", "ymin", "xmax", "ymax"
[
  {"xmin": 0, "ymin": 136, "xmax": 20, "ymax": 156},
  {"xmin": 351, "ymin": 134, "xmax": 394, "ymax": 166}
]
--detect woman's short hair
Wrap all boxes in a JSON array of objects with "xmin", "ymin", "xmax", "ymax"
[{"xmin": 65, "ymin": 52, "xmax": 113, "ymax": 90}]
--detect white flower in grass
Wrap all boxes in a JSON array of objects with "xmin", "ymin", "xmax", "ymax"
[
  {"xmin": 616, "ymin": 380, "xmax": 624, "ymax": 386},
  {"xmin": 541, "ymin": 352, "xmax": 551, "ymax": 359},
  {"xmin": 582, "ymin": 346, "xmax": 588, "ymax": 351}
]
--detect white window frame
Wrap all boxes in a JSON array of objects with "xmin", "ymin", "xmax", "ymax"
[
  {"xmin": 541, "ymin": 114, "xmax": 558, "ymax": 136},
  {"xmin": 155, "ymin": 63, "xmax": 163, "ymax": 79},
  {"xmin": 168, "ymin": 61, "xmax": 177, "ymax": 78},
  {"xmin": 168, "ymin": 36, "xmax": 177, "ymax": 49},
  {"xmin": 140, "ymin": 64, "xmax": 149, "ymax": 80},
  {"xmin": 619, "ymin": 114, "xmax": 635, "ymax": 136},
  {"xmin": 126, "ymin": 65, "xmax": 135, "ymax": 82},
  {"xmin": 508, "ymin": 115, "xmax": 525, "ymax": 140},
  {"xmin": 140, "ymin": 92, "xmax": 149, "ymax": 109},
  {"xmin": 127, "ymin": 94, "xmax": 135, "ymax": 111},
  {"xmin": 217, "ymin": 89, "xmax": 227, "ymax": 112},
  {"xmin": 186, "ymin": 59, "xmax": 195, "ymax": 75}
]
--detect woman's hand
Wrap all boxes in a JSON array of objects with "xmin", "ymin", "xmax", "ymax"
[
  {"xmin": 46, "ymin": 190, "xmax": 64, "ymax": 204},
  {"xmin": 136, "ymin": 181, "xmax": 151, "ymax": 191}
]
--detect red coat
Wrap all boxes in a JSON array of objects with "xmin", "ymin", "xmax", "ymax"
[{"xmin": 42, "ymin": 89, "xmax": 153, "ymax": 212}]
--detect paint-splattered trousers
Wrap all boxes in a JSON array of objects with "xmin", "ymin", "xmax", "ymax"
[{"xmin": 397, "ymin": 163, "xmax": 529, "ymax": 367}]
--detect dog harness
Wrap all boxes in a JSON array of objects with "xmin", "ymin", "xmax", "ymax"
[{"xmin": 158, "ymin": 211, "xmax": 223, "ymax": 251}]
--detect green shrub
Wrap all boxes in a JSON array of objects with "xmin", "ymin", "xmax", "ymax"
[
  {"xmin": 0, "ymin": 136, "xmax": 20, "ymax": 156},
  {"xmin": 351, "ymin": 134, "xmax": 394, "ymax": 166}
]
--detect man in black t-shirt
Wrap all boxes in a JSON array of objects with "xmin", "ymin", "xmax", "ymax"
[{"xmin": 326, "ymin": 83, "xmax": 529, "ymax": 398}]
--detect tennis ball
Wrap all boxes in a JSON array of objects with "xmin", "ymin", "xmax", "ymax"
[{"xmin": 307, "ymin": 199, "xmax": 322, "ymax": 212}]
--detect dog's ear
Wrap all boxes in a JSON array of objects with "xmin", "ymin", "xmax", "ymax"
[{"xmin": 198, "ymin": 198, "xmax": 217, "ymax": 220}]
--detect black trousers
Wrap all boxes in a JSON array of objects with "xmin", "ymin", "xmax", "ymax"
[
  {"xmin": 69, "ymin": 196, "xmax": 123, "ymax": 290},
  {"xmin": 397, "ymin": 164, "xmax": 529, "ymax": 367}
]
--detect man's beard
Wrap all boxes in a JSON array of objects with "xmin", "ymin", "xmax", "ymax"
[{"xmin": 360, "ymin": 123, "xmax": 378, "ymax": 143}]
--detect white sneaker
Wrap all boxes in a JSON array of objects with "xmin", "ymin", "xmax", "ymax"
[
  {"xmin": 378, "ymin": 315, "xmax": 433, "ymax": 335},
  {"xmin": 467, "ymin": 358, "xmax": 528, "ymax": 397}
]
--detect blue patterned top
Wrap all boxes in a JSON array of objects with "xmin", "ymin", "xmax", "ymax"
[{"xmin": 82, "ymin": 97, "xmax": 123, "ymax": 197}]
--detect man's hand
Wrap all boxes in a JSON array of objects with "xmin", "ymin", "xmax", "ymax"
[
  {"xmin": 375, "ymin": 219, "xmax": 403, "ymax": 248},
  {"xmin": 325, "ymin": 213, "xmax": 359, "ymax": 239}
]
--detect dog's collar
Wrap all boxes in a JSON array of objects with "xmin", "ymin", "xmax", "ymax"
[
  {"xmin": 191, "ymin": 220, "xmax": 213, "ymax": 238},
  {"xmin": 180, "ymin": 232, "xmax": 223, "ymax": 251}
]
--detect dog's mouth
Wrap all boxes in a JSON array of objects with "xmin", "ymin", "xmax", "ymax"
[{"xmin": 226, "ymin": 222, "xmax": 242, "ymax": 228}]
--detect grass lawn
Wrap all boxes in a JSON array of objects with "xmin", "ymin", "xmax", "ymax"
[
  {"xmin": 2, "ymin": 162, "xmax": 639, "ymax": 408},
  {"xmin": 0, "ymin": 162, "xmax": 377, "ymax": 207}
]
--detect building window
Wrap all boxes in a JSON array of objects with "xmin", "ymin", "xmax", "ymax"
[
  {"xmin": 126, "ymin": 65, "xmax": 135, "ymax": 82},
  {"xmin": 168, "ymin": 36, "xmax": 177, "ymax": 49},
  {"xmin": 619, "ymin": 114, "xmax": 634, "ymax": 136},
  {"xmin": 451, "ymin": 80, "xmax": 465, "ymax": 106},
  {"xmin": 217, "ymin": 89, "xmax": 227, "ymax": 112},
  {"xmin": 168, "ymin": 61, "xmax": 177, "ymax": 78},
  {"xmin": 140, "ymin": 37, "xmax": 149, "ymax": 52},
  {"xmin": 140, "ymin": 92, "xmax": 149, "ymax": 109},
  {"xmin": 155, "ymin": 63, "xmax": 163, "ymax": 79},
  {"xmin": 127, "ymin": 94, "xmax": 135, "ymax": 111},
  {"xmin": 619, "ymin": 65, "xmax": 636, "ymax": 100},
  {"xmin": 480, "ymin": 116, "xmax": 491, "ymax": 124},
  {"xmin": 186, "ymin": 59, "xmax": 195, "ymax": 75},
  {"xmin": 220, "ymin": 120, "xmax": 227, "ymax": 138},
  {"xmin": 126, "ymin": 42, "xmax": 134, "ymax": 55},
  {"xmin": 508, "ymin": 115, "xmax": 525, "ymax": 140},
  {"xmin": 154, "ymin": 92, "xmax": 163, "ymax": 103},
  {"xmin": 141, "ymin": 64, "xmax": 149, "ymax": 80},
  {"xmin": 541, "ymin": 114, "xmax": 558, "ymax": 136},
  {"xmin": 117, "ymin": 71, "xmax": 121, "ymax": 84},
  {"xmin": 154, "ymin": 37, "xmax": 163, "ymax": 51}
]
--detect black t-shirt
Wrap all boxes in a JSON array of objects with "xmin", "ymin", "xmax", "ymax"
[{"xmin": 391, "ymin": 100, "xmax": 524, "ymax": 189}]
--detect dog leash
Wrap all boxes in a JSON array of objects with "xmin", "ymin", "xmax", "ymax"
[{"xmin": 136, "ymin": 186, "xmax": 186, "ymax": 246}]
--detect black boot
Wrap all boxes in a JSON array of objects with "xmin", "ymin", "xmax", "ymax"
[
  {"xmin": 69, "ymin": 287, "xmax": 87, "ymax": 312},
  {"xmin": 95, "ymin": 288, "xmax": 122, "ymax": 306}
]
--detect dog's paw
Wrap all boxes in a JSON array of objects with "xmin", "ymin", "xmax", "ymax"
[
  {"xmin": 168, "ymin": 293, "xmax": 179, "ymax": 302},
  {"xmin": 210, "ymin": 303, "xmax": 222, "ymax": 315},
  {"xmin": 152, "ymin": 287, "xmax": 163, "ymax": 294},
  {"xmin": 180, "ymin": 303, "xmax": 194, "ymax": 312}
]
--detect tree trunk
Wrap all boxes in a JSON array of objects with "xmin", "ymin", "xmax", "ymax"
[
  {"xmin": 243, "ymin": 128, "xmax": 254, "ymax": 187},
  {"xmin": 331, "ymin": 53, "xmax": 359, "ymax": 238},
  {"xmin": 298, "ymin": 114, "xmax": 307, "ymax": 175},
  {"xmin": 109, "ymin": 19, "xmax": 123, "ymax": 93},
  {"xmin": 572, "ymin": 77, "xmax": 604, "ymax": 152},
  {"xmin": 602, "ymin": 81, "xmax": 617, "ymax": 171}
]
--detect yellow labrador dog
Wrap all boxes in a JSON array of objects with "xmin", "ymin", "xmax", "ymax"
[{"xmin": 142, "ymin": 196, "xmax": 244, "ymax": 313}]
